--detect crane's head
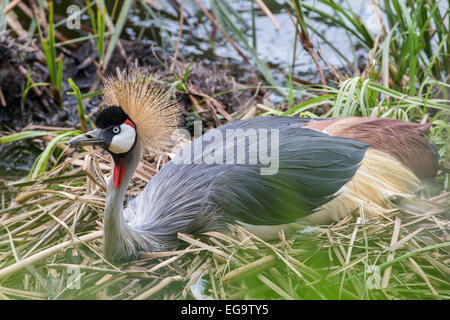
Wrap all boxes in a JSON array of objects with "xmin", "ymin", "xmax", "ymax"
[
  {"xmin": 68, "ymin": 66, "xmax": 180, "ymax": 188},
  {"xmin": 68, "ymin": 107, "xmax": 137, "ymax": 155},
  {"xmin": 68, "ymin": 106, "xmax": 139, "ymax": 189}
]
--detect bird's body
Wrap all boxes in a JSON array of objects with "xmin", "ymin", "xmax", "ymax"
[
  {"xmin": 124, "ymin": 117, "xmax": 368, "ymax": 250},
  {"xmin": 68, "ymin": 69, "xmax": 438, "ymax": 261},
  {"xmin": 120, "ymin": 116, "xmax": 431, "ymax": 258}
]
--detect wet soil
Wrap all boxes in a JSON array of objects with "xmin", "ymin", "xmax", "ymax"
[{"xmin": 0, "ymin": 34, "xmax": 264, "ymax": 177}]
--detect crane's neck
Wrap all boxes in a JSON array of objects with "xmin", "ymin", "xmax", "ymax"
[{"xmin": 103, "ymin": 139, "xmax": 142, "ymax": 261}]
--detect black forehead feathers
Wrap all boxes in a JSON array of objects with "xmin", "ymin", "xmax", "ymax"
[{"xmin": 95, "ymin": 106, "xmax": 129, "ymax": 129}]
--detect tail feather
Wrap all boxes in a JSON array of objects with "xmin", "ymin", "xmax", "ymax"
[
  {"xmin": 304, "ymin": 117, "xmax": 439, "ymax": 180},
  {"xmin": 304, "ymin": 149, "xmax": 421, "ymax": 224}
]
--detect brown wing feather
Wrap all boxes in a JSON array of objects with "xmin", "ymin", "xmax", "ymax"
[{"xmin": 304, "ymin": 117, "xmax": 438, "ymax": 180}]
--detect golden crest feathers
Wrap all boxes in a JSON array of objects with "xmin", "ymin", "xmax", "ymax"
[{"xmin": 101, "ymin": 67, "xmax": 180, "ymax": 152}]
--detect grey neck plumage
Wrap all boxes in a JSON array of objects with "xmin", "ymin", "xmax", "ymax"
[{"xmin": 103, "ymin": 140, "xmax": 142, "ymax": 261}]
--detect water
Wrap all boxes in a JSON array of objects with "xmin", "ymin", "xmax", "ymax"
[
  {"xmin": 53, "ymin": 0, "xmax": 372, "ymax": 82},
  {"xmin": 2, "ymin": 0, "xmax": 374, "ymax": 179},
  {"xmin": 0, "ymin": 142, "xmax": 42, "ymax": 180},
  {"xmin": 122, "ymin": 0, "xmax": 371, "ymax": 83}
]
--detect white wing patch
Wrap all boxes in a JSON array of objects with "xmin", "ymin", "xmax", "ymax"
[{"xmin": 108, "ymin": 123, "xmax": 136, "ymax": 154}]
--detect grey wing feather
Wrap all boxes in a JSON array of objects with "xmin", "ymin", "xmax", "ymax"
[{"xmin": 125, "ymin": 117, "xmax": 368, "ymax": 236}]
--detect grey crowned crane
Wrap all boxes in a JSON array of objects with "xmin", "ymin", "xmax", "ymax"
[{"xmin": 68, "ymin": 67, "xmax": 438, "ymax": 262}]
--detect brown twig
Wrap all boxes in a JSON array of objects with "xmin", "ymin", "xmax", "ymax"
[
  {"xmin": 254, "ymin": 0, "xmax": 280, "ymax": 29},
  {"xmin": 0, "ymin": 86, "xmax": 6, "ymax": 107},
  {"xmin": 134, "ymin": 275, "xmax": 183, "ymax": 300},
  {"xmin": 192, "ymin": 0, "xmax": 249, "ymax": 64},
  {"xmin": 287, "ymin": 10, "xmax": 327, "ymax": 87},
  {"xmin": 187, "ymin": 85, "xmax": 232, "ymax": 121},
  {"xmin": 171, "ymin": 0, "xmax": 185, "ymax": 70},
  {"xmin": 4, "ymin": 0, "xmax": 22, "ymax": 14}
]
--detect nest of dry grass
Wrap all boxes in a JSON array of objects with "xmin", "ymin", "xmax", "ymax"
[{"xmin": 0, "ymin": 145, "xmax": 449, "ymax": 300}]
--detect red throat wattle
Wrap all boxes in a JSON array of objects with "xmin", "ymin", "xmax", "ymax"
[
  {"xmin": 113, "ymin": 158, "xmax": 125, "ymax": 189},
  {"xmin": 113, "ymin": 118, "xmax": 134, "ymax": 188}
]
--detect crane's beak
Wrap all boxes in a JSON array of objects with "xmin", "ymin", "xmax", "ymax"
[{"xmin": 68, "ymin": 129, "xmax": 110, "ymax": 149}]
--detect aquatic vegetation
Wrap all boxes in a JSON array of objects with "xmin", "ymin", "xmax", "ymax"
[{"xmin": 37, "ymin": 0, "xmax": 64, "ymax": 108}]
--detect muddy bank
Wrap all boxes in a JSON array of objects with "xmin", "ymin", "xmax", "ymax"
[
  {"xmin": 0, "ymin": 34, "xmax": 264, "ymax": 177},
  {"xmin": 1, "ymin": 35, "xmax": 262, "ymax": 128}
]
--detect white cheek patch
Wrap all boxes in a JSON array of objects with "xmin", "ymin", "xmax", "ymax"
[{"xmin": 108, "ymin": 123, "xmax": 136, "ymax": 154}]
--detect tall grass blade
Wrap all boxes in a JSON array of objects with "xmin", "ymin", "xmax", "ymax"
[
  {"xmin": 68, "ymin": 78, "xmax": 89, "ymax": 133},
  {"xmin": 104, "ymin": 0, "xmax": 134, "ymax": 68}
]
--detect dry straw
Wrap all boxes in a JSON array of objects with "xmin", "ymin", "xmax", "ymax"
[{"xmin": 0, "ymin": 144, "xmax": 448, "ymax": 300}]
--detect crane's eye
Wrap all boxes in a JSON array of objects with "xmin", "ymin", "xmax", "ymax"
[{"xmin": 112, "ymin": 126, "xmax": 120, "ymax": 134}]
